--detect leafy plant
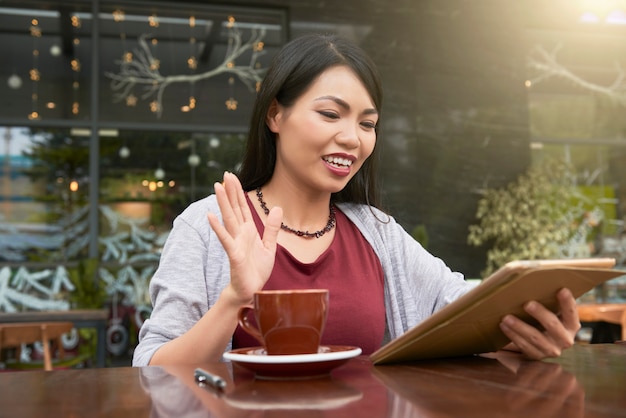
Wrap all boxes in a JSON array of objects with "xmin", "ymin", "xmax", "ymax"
[
  {"xmin": 468, "ymin": 159, "xmax": 601, "ymax": 277},
  {"xmin": 67, "ymin": 258, "xmax": 107, "ymax": 309},
  {"xmin": 67, "ymin": 258, "xmax": 109, "ymax": 365},
  {"xmin": 411, "ymin": 224, "xmax": 429, "ymax": 249}
]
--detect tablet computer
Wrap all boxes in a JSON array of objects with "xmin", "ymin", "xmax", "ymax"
[{"xmin": 370, "ymin": 258, "xmax": 622, "ymax": 364}]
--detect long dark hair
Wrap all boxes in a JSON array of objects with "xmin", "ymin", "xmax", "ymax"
[{"xmin": 237, "ymin": 33, "xmax": 383, "ymax": 208}]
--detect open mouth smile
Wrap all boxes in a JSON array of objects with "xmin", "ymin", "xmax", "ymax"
[{"xmin": 322, "ymin": 156, "xmax": 353, "ymax": 169}]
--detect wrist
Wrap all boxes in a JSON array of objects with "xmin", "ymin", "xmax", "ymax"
[{"xmin": 220, "ymin": 284, "xmax": 252, "ymax": 309}]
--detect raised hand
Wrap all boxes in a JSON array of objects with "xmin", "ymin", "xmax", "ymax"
[{"xmin": 207, "ymin": 172, "xmax": 283, "ymax": 306}]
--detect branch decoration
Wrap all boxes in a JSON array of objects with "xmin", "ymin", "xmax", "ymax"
[
  {"xmin": 105, "ymin": 19, "xmax": 267, "ymax": 118},
  {"xmin": 527, "ymin": 44, "xmax": 626, "ymax": 106}
]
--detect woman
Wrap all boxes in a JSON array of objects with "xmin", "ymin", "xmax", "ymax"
[{"xmin": 133, "ymin": 33, "xmax": 580, "ymax": 366}]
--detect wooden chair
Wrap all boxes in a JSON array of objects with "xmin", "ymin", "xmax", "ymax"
[
  {"xmin": 577, "ymin": 303, "xmax": 626, "ymax": 341},
  {"xmin": 0, "ymin": 322, "xmax": 74, "ymax": 371}
]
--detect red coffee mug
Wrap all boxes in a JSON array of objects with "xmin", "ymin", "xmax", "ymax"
[{"xmin": 237, "ymin": 289, "xmax": 329, "ymax": 355}]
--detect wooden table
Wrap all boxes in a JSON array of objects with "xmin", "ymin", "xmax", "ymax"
[
  {"xmin": 0, "ymin": 343, "xmax": 623, "ymax": 417},
  {"xmin": 0, "ymin": 309, "xmax": 108, "ymax": 367}
]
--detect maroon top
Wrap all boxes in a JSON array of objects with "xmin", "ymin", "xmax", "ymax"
[{"xmin": 232, "ymin": 196, "xmax": 386, "ymax": 354}]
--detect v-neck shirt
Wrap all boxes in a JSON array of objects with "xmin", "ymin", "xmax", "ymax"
[{"xmin": 232, "ymin": 195, "xmax": 386, "ymax": 354}]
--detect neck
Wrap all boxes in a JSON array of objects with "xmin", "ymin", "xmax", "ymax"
[
  {"xmin": 259, "ymin": 183, "xmax": 332, "ymax": 227},
  {"xmin": 255, "ymin": 186, "xmax": 335, "ymax": 239}
]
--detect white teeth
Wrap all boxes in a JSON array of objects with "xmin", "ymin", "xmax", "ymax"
[{"xmin": 323, "ymin": 156, "xmax": 352, "ymax": 167}]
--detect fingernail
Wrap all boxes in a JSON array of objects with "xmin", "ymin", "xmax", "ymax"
[
  {"xmin": 502, "ymin": 315, "xmax": 515, "ymax": 326},
  {"xmin": 525, "ymin": 301, "xmax": 538, "ymax": 313}
]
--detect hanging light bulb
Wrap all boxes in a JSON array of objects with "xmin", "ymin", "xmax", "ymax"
[
  {"xmin": 154, "ymin": 166, "xmax": 165, "ymax": 180},
  {"xmin": 188, "ymin": 154, "xmax": 200, "ymax": 167},
  {"xmin": 50, "ymin": 44, "xmax": 62, "ymax": 57},
  {"xmin": 7, "ymin": 74, "xmax": 22, "ymax": 89},
  {"xmin": 118, "ymin": 145, "xmax": 130, "ymax": 158}
]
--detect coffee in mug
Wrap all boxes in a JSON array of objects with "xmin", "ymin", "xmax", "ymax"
[{"xmin": 237, "ymin": 289, "xmax": 329, "ymax": 355}]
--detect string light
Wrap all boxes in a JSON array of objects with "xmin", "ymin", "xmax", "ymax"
[
  {"xmin": 149, "ymin": 38, "xmax": 160, "ymax": 71},
  {"xmin": 184, "ymin": 15, "xmax": 198, "ymax": 113},
  {"xmin": 112, "ymin": 9, "xmax": 125, "ymax": 23},
  {"xmin": 29, "ymin": 18, "xmax": 41, "ymax": 120},
  {"xmin": 225, "ymin": 98, "xmax": 238, "ymax": 110},
  {"xmin": 113, "ymin": 8, "xmax": 138, "ymax": 110},
  {"xmin": 126, "ymin": 94, "xmax": 137, "ymax": 106},
  {"xmin": 224, "ymin": 16, "xmax": 239, "ymax": 111},
  {"xmin": 150, "ymin": 100, "xmax": 160, "ymax": 113},
  {"xmin": 147, "ymin": 14, "xmax": 160, "ymax": 114},
  {"xmin": 148, "ymin": 14, "xmax": 159, "ymax": 28},
  {"xmin": 70, "ymin": 18, "xmax": 81, "ymax": 116},
  {"xmin": 226, "ymin": 76, "xmax": 237, "ymax": 110}
]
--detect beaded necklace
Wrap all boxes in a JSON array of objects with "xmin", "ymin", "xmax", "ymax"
[{"xmin": 255, "ymin": 188, "xmax": 336, "ymax": 238}]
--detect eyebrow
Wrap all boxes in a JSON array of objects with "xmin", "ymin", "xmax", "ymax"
[{"xmin": 315, "ymin": 95, "xmax": 378, "ymax": 116}]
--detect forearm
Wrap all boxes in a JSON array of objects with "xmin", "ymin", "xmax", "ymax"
[{"xmin": 149, "ymin": 287, "xmax": 242, "ymax": 365}]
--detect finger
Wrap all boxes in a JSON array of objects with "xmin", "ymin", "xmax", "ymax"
[
  {"xmin": 262, "ymin": 206, "xmax": 283, "ymax": 252},
  {"xmin": 500, "ymin": 315, "xmax": 557, "ymax": 360},
  {"xmin": 207, "ymin": 212, "xmax": 235, "ymax": 253},
  {"xmin": 556, "ymin": 288, "xmax": 581, "ymax": 334},
  {"xmin": 230, "ymin": 172, "xmax": 253, "ymax": 223},
  {"xmin": 214, "ymin": 180, "xmax": 240, "ymax": 234},
  {"xmin": 524, "ymin": 299, "xmax": 575, "ymax": 350},
  {"xmin": 223, "ymin": 172, "xmax": 245, "ymax": 224}
]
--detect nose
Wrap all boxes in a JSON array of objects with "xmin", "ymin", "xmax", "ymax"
[{"xmin": 335, "ymin": 121, "xmax": 360, "ymax": 149}]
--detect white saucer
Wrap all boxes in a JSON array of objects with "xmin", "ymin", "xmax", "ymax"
[{"xmin": 223, "ymin": 345, "xmax": 362, "ymax": 379}]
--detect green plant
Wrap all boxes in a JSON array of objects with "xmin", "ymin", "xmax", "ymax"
[
  {"xmin": 411, "ymin": 224, "xmax": 429, "ymax": 249},
  {"xmin": 67, "ymin": 258, "xmax": 108, "ymax": 365},
  {"xmin": 467, "ymin": 159, "xmax": 600, "ymax": 277},
  {"xmin": 68, "ymin": 258, "xmax": 107, "ymax": 309}
]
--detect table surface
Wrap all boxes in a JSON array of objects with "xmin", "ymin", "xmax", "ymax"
[{"xmin": 0, "ymin": 343, "xmax": 624, "ymax": 417}]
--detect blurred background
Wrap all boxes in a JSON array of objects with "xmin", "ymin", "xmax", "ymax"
[{"xmin": 0, "ymin": 0, "xmax": 625, "ymax": 365}]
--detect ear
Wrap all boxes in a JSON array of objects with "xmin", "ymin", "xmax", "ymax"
[{"xmin": 266, "ymin": 99, "xmax": 281, "ymax": 133}]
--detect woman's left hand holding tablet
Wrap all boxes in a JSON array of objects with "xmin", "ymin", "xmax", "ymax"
[{"xmin": 499, "ymin": 288, "xmax": 580, "ymax": 360}]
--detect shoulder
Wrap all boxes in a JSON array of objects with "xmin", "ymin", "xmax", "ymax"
[
  {"xmin": 336, "ymin": 203, "xmax": 397, "ymax": 234},
  {"xmin": 336, "ymin": 202, "xmax": 412, "ymax": 253},
  {"xmin": 175, "ymin": 194, "xmax": 220, "ymax": 229}
]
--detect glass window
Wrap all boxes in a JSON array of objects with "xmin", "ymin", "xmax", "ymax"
[
  {"xmin": 0, "ymin": 1, "xmax": 92, "ymax": 122},
  {"xmin": 0, "ymin": 126, "xmax": 90, "ymax": 263},
  {"xmin": 526, "ymin": 7, "xmax": 626, "ymax": 236},
  {"xmin": 98, "ymin": 3, "xmax": 285, "ymax": 127},
  {"xmin": 0, "ymin": 2, "xmax": 286, "ymax": 363}
]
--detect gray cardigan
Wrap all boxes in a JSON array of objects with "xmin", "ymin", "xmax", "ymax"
[{"xmin": 132, "ymin": 195, "xmax": 472, "ymax": 366}]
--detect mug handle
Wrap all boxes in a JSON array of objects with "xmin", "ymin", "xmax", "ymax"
[{"xmin": 237, "ymin": 305, "xmax": 264, "ymax": 344}]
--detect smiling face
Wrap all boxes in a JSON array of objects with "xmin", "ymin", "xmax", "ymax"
[{"xmin": 266, "ymin": 65, "xmax": 379, "ymax": 194}]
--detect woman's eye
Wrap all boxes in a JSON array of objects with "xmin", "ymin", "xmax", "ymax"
[
  {"xmin": 318, "ymin": 111, "xmax": 339, "ymax": 119},
  {"xmin": 361, "ymin": 121, "xmax": 377, "ymax": 129}
]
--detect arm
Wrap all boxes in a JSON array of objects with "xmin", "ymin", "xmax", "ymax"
[
  {"xmin": 149, "ymin": 286, "xmax": 245, "ymax": 365},
  {"xmin": 147, "ymin": 172, "xmax": 282, "ymax": 365}
]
